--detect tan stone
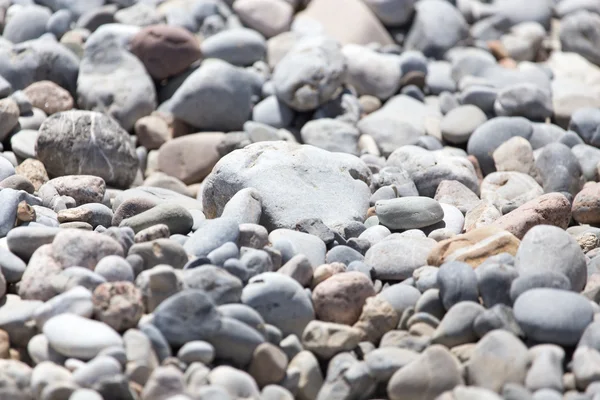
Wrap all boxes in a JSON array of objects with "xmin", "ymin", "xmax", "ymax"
[
  {"xmin": 16, "ymin": 159, "xmax": 49, "ymax": 191},
  {"xmin": 302, "ymin": 320, "xmax": 362, "ymax": 359},
  {"xmin": 573, "ymin": 183, "xmax": 600, "ymax": 224},
  {"xmin": 157, "ymin": 132, "xmax": 225, "ymax": 184},
  {"xmin": 493, "ymin": 192, "xmax": 572, "ymax": 239},
  {"xmin": 312, "ymin": 271, "xmax": 375, "ymax": 325},
  {"xmin": 23, "ymin": 81, "xmax": 74, "ymax": 115},
  {"xmin": 464, "ymin": 201, "xmax": 502, "ymax": 232},
  {"xmin": 296, "ymin": 0, "xmax": 394, "ymax": 46},
  {"xmin": 0, "ymin": 330, "xmax": 9, "ymax": 359},
  {"xmin": 353, "ymin": 296, "xmax": 399, "ymax": 343},
  {"xmin": 311, "ymin": 262, "xmax": 346, "ymax": 288},
  {"xmin": 248, "ymin": 343, "xmax": 288, "ymax": 388},
  {"xmin": 427, "ymin": 225, "xmax": 520, "ymax": 268},
  {"xmin": 134, "ymin": 115, "xmax": 171, "ymax": 150}
]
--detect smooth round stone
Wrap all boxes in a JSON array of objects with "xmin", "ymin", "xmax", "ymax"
[
  {"xmin": 312, "ymin": 271, "xmax": 375, "ymax": 325},
  {"xmin": 509, "ymin": 271, "xmax": 572, "ymax": 303},
  {"xmin": 269, "ymin": 229, "xmax": 326, "ymax": 268},
  {"xmin": 364, "ymin": 236, "xmax": 437, "ymax": 281},
  {"xmin": 431, "ymin": 301, "xmax": 485, "ymax": 348},
  {"xmin": 272, "ymin": 36, "xmax": 346, "ymax": 112},
  {"xmin": 514, "ymin": 288, "xmax": 594, "ymax": 346},
  {"xmin": 440, "ymin": 105, "xmax": 488, "ymax": 144},
  {"xmin": 207, "ymin": 316, "xmax": 265, "ymax": 367},
  {"xmin": 251, "ymin": 95, "xmax": 294, "ymax": 129},
  {"xmin": 467, "ymin": 116, "xmax": 533, "ymax": 175},
  {"xmin": 465, "ymin": 330, "xmax": 528, "ymax": 393},
  {"xmin": 43, "ymin": 314, "xmax": 123, "ymax": 360},
  {"xmin": 96, "ymin": 256, "xmax": 138, "ymax": 284},
  {"xmin": 300, "ymin": 118, "xmax": 360, "ymax": 155},
  {"xmin": 559, "ymin": 11, "xmax": 600, "ymax": 67},
  {"xmin": 200, "ymin": 28, "xmax": 266, "ymax": 67},
  {"xmin": 437, "ymin": 261, "xmax": 479, "ymax": 310},
  {"xmin": 36, "ymin": 111, "xmax": 139, "ymax": 189},
  {"xmin": 387, "ymin": 345, "xmax": 463, "ymax": 400},
  {"xmin": 119, "ymin": 203, "xmax": 193, "ymax": 235},
  {"xmin": 183, "ymin": 265, "xmax": 243, "ymax": 305},
  {"xmin": 151, "ymin": 289, "xmax": 222, "ymax": 348},
  {"xmin": 515, "ymin": 225, "xmax": 587, "ymax": 292},
  {"xmin": 184, "ymin": 218, "xmax": 240, "ymax": 258},
  {"xmin": 404, "ymin": 0, "xmax": 468, "ymax": 59},
  {"xmin": 10, "ymin": 129, "xmax": 38, "ymax": 160},
  {"xmin": 569, "ymin": 107, "xmax": 600, "ymax": 147},
  {"xmin": 33, "ymin": 286, "xmax": 94, "ymax": 329},
  {"xmin": 177, "ymin": 341, "xmax": 215, "ymax": 365},
  {"xmin": 218, "ymin": 304, "xmax": 267, "ymax": 336},
  {"xmin": 207, "ymin": 366, "xmax": 260, "ymax": 399},
  {"xmin": 476, "ymin": 263, "xmax": 519, "ymax": 308},
  {"xmin": 0, "ymin": 247, "xmax": 27, "ymax": 283},
  {"xmin": 167, "ymin": 59, "xmax": 255, "ymax": 131},
  {"xmin": 4, "ymin": 5, "xmax": 51, "ymax": 44},
  {"xmin": 535, "ymin": 142, "xmax": 584, "ymax": 197},
  {"xmin": 130, "ymin": 24, "xmax": 201, "ymax": 80},
  {"xmin": 375, "ymin": 197, "xmax": 444, "ymax": 230},
  {"xmin": 342, "ymin": 44, "xmax": 401, "ymax": 100},
  {"xmin": 233, "ymin": 0, "xmax": 294, "ymax": 38},
  {"xmin": 241, "ymin": 272, "xmax": 315, "ymax": 337},
  {"xmin": 495, "ymin": 83, "xmax": 553, "ymax": 121},
  {"xmin": 572, "ymin": 144, "xmax": 600, "ymax": 181}
]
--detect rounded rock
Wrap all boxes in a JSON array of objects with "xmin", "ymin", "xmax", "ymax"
[
  {"xmin": 514, "ymin": 288, "xmax": 594, "ymax": 346},
  {"xmin": 312, "ymin": 272, "xmax": 375, "ymax": 326}
]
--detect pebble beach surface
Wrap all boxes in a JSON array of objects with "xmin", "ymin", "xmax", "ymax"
[{"xmin": 0, "ymin": 0, "xmax": 599, "ymax": 399}]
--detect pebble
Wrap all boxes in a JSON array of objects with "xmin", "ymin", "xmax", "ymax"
[
  {"xmin": 437, "ymin": 261, "xmax": 479, "ymax": 310},
  {"xmin": 375, "ymin": 197, "xmax": 444, "ymax": 230},
  {"xmin": 431, "ymin": 301, "xmax": 485, "ymax": 348},
  {"xmin": 43, "ymin": 314, "xmax": 123, "ymax": 360},
  {"xmin": 130, "ymin": 24, "xmax": 200, "ymax": 80},
  {"xmin": 441, "ymin": 105, "xmax": 488, "ymax": 144},
  {"xmin": 119, "ymin": 203, "xmax": 193, "ymax": 235},
  {"xmin": 493, "ymin": 192, "xmax": 572, "ymax": 239},
  {"xmin": 468, "ymin": 117, "xmax": 534, "ymax": 176},
  {"xmin": 177, "ymin": 341, "xmax": 215, "ymax": 365},
  {"xmin": 312, "ymin": 272, "xmax": 375, "ymax": 325},
  {"xmin": 387, "ymin": 345, "xmax": 463, "ymax": 400},
  {"xmin": 0, "ymin": 0, "xmax": 593, "ymax": 398},
  {"xmin": 364, "ymin": 236, "xmax": 437, "ymax": 281},
  {"xmin": 36, "ymin": 111, "xmax": 139, "ymax": 189},
  {"xmin": 515, "ymin": 224, "xmax": 587, "ymax": 292},
  {"xmin": 242, "ymin": 273, "xmax": 315, "ymax": 337},
  {"xmin": 514, "ymin": 288, "xmax": 594, "ymax": 346},
  {"xmin": 248, "ymin": 342, "xmax": 288, "ymax": 387}
]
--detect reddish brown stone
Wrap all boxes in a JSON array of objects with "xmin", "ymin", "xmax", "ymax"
[
  {"xmin": 493, "ymin": 192, "xmax": 572, "ymax": 239},
  {"xmin": 130, "ymin": 24, "xmax": 201, "ymax": 80}
]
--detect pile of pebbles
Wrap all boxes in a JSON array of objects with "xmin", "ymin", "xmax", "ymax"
[{"xmin": 0, "ymin": 0, "xmax": 599, "ymax": 399}]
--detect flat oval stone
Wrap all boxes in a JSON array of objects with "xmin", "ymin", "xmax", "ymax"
[
  {"xmin": 514, "ymin": 288, "xmax": 593, "ymax": 346},
  {"xmin": 119, "ymin": 203, "xmax": 193, "ymax": 235},
  {"xmin": 375, "ymin": 197, "xmax": 444, "ymax": 230},
  {"xmin": 43, "ymin": 314, "xmax": 123, "ymax": 360}
]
